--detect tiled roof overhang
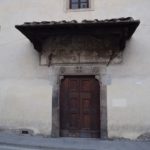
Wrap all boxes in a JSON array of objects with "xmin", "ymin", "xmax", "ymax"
[{"xmin": 15, "ymin": 17, "xmax": 140, "ymax": 53}]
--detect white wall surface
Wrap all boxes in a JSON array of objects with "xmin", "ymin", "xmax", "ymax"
[{"xmin": 0, "ymin": 0, "xmax": 150, "ymax": 139}]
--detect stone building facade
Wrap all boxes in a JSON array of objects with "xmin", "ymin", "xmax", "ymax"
[{"xmin": 0, "ymin": 0, "xmax": 149, "ymax": 140}]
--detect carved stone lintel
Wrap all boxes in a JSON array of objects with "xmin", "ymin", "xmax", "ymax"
[
  {"xmin": 75, "ymin": 66, "xmax": 82, "ymax": 73},
  {"xmin": 60, "ymin": 67, "xmax": 66, "ymax": 74},
  {"xmin": 92, "ymin": 67, "xmax": 99, "ymax": 74},
  {"xmin": 59, "ymin": 75, "xmax": 64, "ymax": 81},
  {"xmin": 95, "ymin": 75, "xmax": 100, "ymax": 82}
]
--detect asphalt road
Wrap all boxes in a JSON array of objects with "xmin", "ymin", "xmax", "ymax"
[
  {"xmin": 0, "ymin": 145, "xmax": 84, "ymax": 150},
  {"xmin": 0, "ymin": 133, "xmax": 150, "ymax": 150},
  {"xmin": 0, "ymin": 145, "xmax": 58, "ymax": 150},
  {"xmin": 0, "ymin": 142, "xmax": 150, "ymax": 150},
  {"xmin": 0, "ymin": 144, "xmax": 83, "ymax": 150},
  {"xmin": 0, "ymin": 145, "xmax": 39, "ymax": 150}
]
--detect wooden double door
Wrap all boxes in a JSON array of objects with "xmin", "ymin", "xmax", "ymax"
[{"xmin": 60, "ymin": 76, "xmax": 100, "ymax": 138}]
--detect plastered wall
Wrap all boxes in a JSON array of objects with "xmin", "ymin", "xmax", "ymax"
[{"xmin": 0, "ymin": 0, "xmax": 150, "ymax": 139}]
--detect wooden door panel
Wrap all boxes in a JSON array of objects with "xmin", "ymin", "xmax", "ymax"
[
  {"xmin": 60, "ymin": 76, "xmax": 100, "ymax": 138},
  {"xmin": 80, "ymin": 79, "xmax": 91, "ymax": 92},
  {"xmin": 82, "ymin": 114, "xmax": 91, "ymax": 129},
  {"xmin": 69, "ymin": 114, "xmax": 80, "ymax": 129},
  {"xmin": 82, "ymin": 98, "xmax": 91, "ymax": 111},
  {"xmin": 69, "ymin": 79, "xmax": 79, "ymax": 91},
  {"xmin": 69, "ymin": 98, "xmax": 79, "ymax": 112}
]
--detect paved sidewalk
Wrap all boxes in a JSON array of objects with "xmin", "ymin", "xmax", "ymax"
[{"xmin": 0, "ymin": 133, "xmax": 149, "ymax": 150}]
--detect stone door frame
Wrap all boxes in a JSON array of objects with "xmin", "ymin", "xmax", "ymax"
[{"xmin": 51, "ymin": 65, "xmax": 108, "ymax": 139}]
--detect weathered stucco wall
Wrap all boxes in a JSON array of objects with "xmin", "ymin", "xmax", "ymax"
[
  {"xmin": 107, "ymin": 24, "xmax": 150, "ymax": 139},
  {"xmin": 0, "ymin": 0, "xmax": 150, "ymax": 139}
]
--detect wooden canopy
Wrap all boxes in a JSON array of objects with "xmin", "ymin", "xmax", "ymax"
[{"xmin": 15, "ymin": 17, "xmax": 140, "ymax": 53}]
